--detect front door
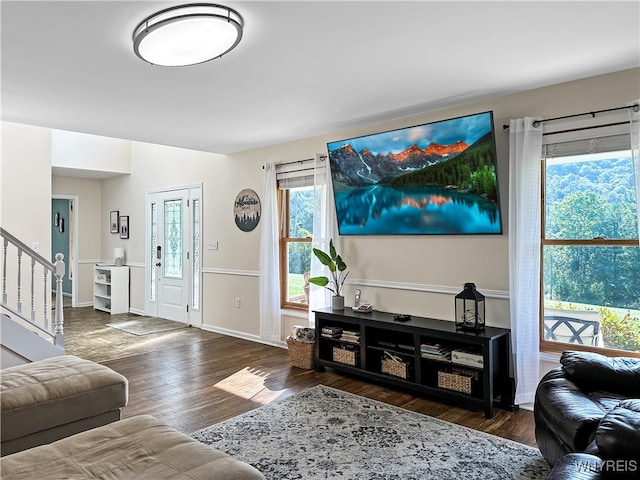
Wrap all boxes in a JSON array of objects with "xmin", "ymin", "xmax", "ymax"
[{"xmin": 146, "ymin": 186, "xmax": 202, "ymax": 325}]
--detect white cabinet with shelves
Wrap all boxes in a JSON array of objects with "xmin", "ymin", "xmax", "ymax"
[{"xmin": 93, "ymin": 265, "xmax": 129, "ymax": 314}]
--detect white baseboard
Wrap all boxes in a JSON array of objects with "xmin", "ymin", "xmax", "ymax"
[{"xmin": 200, "ymin": 324, "xmax": 286, "ymax": 349}]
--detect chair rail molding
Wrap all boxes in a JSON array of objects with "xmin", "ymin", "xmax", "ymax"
[
  {"xmin": 203, "ymin": 268, "xmax": 259, "ymax": 277},
  {"xmin": 349, "ymin": 278, "xmax": 509, "ymax": 300}
]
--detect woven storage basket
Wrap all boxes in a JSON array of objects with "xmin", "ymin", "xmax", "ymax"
[
  {"xmin": 332, "ymin": 347, "xmax": 358, "ymax": 366},
  {"xmin": 286, "ymin": 336, "xmax": 315, "ymax": 369},
  {"xmin": 381, "ymin": 358, "xmax": 411, "ymax": 379},
  {"xmin": 437, "ymin": 370, "xmax": 472, "ymax": 394}
]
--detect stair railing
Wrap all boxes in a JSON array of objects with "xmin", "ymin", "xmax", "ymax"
[{"xmin": 0, "ymin": 227, "xmax": 65, "ymax": 347}]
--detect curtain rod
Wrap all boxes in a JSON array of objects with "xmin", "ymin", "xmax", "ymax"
[
  {"xmin": 262, "ymin": 155, "xmax": 326, "ymax": 169},
  {"xmin": 502, "ymin": 103, "xmax": 639, "ymax": 130}
]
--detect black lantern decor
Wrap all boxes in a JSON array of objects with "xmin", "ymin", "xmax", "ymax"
[{"xmin": 455, "ymin": 283, "xmax": 485, "ymax": 331}]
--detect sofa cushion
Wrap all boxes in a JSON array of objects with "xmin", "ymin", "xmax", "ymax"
[
  {"xmin": 596, "ymin": 399, "xmax": 640, "ymax": 461},
  {"xmin": 0, "ymin": 415, "xmax": 265, "ymax": 480},
  {"xmin": 1, "ymin": 355, "xmax": 128, "ymax": 442},
  {"xmin": 560, "ymin": 351, "xmax": 640, "ymax": 396}
]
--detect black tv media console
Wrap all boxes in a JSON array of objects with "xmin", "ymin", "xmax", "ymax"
[{"xmin": 314, "ymin": 307, "xmax": 515, "ymax": 418}]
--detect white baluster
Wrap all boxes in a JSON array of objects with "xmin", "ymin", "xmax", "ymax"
[
  {"xmin": 31, "ymin": 257, "xmax": 36, "ymax": 320},
  {"xmin": 17, "ymin": 248, "xmax": 22, "ymax": 313},
  {"xmin": 2, "ymin": 238, "xmax": 7, "ymax": 304},
  {"xmin": 53, "ymin": 253, "xmax": 65, "ymax": 345},
  {"xmin": 43, "ymin": 270, "xmax": 49, "ymax": 329}
]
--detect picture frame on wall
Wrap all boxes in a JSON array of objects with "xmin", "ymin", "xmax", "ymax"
[
  {"xmin": 233, "ymin": 189, "xmax": 261, "ymax": 232},
  {"xmin": 119, "ymin": 215, "xmax": 129, "ymax": 239},
  {"xmin": 110, "ymin": 211, "xmax": 119, "ymax": 234}
]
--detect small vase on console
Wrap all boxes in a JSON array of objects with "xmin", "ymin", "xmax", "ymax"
[{"xmin": 331, "ymin": 295, "xmax": 344, "ymax": 310}]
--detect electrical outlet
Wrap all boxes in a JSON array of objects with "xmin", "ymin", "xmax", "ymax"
[
  {"xmin": 235, "ymin": 297, "xmax": 241, "ymax": 308},
  {"xmin": 208, "ymin": 240, "xmax": 218, "ymax": 250}
]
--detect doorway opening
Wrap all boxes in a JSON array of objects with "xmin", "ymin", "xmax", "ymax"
[{"xmin": 51, "ymin": 195, "xmax": 78, "ymax": 307}]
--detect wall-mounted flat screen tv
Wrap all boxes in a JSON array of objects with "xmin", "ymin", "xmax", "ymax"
[{"xmin": 326, "ymin": 111, "xmax": 503, "ymax": 235}]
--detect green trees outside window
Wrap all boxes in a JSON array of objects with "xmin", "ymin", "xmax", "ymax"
[{"xmin": 542, "ymin": 150, "xmax": 639, "ymax": 353}]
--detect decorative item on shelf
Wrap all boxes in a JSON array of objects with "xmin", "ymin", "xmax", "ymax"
[
  {"xmin": 331, "ymin": 295, "xmax": 344, "ymax": 310},
  {"xmin": 455, "ymin": 282, "xmax": 485, "ymax": 330},
  {"xmin": 320, "ymin": 325, "xmax": 343, "ymax": 339},
  {"xmin": 54, "ymin": 212, "xmax": 60, "ymax": 227},
  {"xmin": 452, "ymin": 348, "xmax": 483, "ymax": 368},
  {"xmin": 58, "ymin": 218, "xmax": 64, "ymax": 233},
  {"xmin": 308, "ymin": 239, "xmax": 349, "ymax": 310},
  {"xmin": 114, "ymin": 248, "xmax": 125, "ymax": 267}
]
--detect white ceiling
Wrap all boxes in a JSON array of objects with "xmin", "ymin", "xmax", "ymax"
[{"xmin": 2, "ymin": 1, "xmax": 639, "ymax": 155}]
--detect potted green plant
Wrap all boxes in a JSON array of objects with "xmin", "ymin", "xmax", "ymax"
[{"xmin": 308, "ymin": 239, "xmax": 349, "ymax": 310}]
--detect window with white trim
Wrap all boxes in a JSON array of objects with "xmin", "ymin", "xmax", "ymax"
[
  {"xmin": 540, "ymin": 127, "xmax": 640, "ymax": 355},
  {"xmin": 277, "ymin": 161, "xmax": 315, "ymax": 310}
]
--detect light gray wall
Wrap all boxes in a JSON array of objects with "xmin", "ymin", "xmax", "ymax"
[
  {"xmin": 1, "ymin": 122, "xmax": 52, "ymax": 318},
  {"xmin": 1, "ymin": 122, "xmax": 52, "ymax": 257},
  {"xmin": 3, "ymin": 68, "xmax": 639, "ymax": 347}
]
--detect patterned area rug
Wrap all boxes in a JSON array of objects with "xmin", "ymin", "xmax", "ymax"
[
  {"xmin": 105, "ymin": 318, "xmax": 187, "ymax": 336},
  {"xmin": 192, "ymin": 385, "xmax": 550, "ymax": 480}
]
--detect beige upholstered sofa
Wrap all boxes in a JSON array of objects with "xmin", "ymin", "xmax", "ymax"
[
  {"xmin": 0, "ymin": 415, "xmax": 265, "ymax": 479},
  {"xmin": 1, "ymin": 355, "xmax": 128, "ymax": 455}
]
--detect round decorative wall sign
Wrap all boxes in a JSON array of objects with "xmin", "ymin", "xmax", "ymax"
[{"xmin": 234, "ymin": 189, "xmax": 261, "ymax": 232}]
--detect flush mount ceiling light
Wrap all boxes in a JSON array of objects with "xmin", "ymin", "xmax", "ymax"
[{"xmin": 133, "ymin": 3, "xmax": 243, "ymax": 66}]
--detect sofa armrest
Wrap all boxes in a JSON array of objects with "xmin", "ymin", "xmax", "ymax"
[
  {"xmin": 534, "ymin": 377, "xmax": 604, "ymax": 452},
  {"xmin": 560, "ymin": 351, "xmax": 640, "ymax": 397},
  {"xmin": 547, "ymin": 453, "xmax": 603, "ymax": 480}
]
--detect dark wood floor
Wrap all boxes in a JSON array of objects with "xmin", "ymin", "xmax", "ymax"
[{"xmin": 95, "ymin": 324, "xmax": 537, "ymax": 447}]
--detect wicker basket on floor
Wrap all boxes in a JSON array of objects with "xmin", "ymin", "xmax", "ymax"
[{"xmin": 286, "ymin": 336, "xmax": 315, "ymax": 369}]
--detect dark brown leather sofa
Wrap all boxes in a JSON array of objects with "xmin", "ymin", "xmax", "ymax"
[{"xmin": 534, "ymin": 351, "xmax": 640, "ymax": 479}]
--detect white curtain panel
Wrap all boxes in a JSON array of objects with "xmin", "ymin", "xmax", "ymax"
[
  {"xmin": 309, "ymin": 153, "xmax": 339, "ymax": 327},
  {"xmin": 259, "ymin": 162, "xmax": 281, "ymax": 343},
  {"xmin": 508, "ymin": 117, "xmax": 543, "ymax": 405},
  {"xmin": 630, "ymin": 100, "xmax": 640, "ymax": 245}
]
